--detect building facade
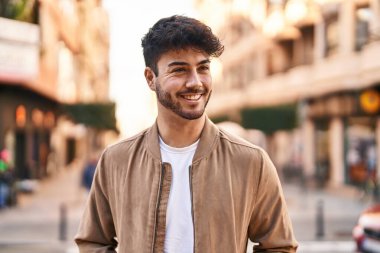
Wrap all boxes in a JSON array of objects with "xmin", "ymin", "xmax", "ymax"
[
  {"xmin": 0, "ymin": 0, "xmax": 115, "ymax": 181},
  {"xmin": 196, "ymin": 0, "xmax": 380, "ymax": 189}
]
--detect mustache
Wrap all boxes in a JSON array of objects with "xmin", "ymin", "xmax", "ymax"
[{"xmin": 177, "ymin": 88, "xmax": 208, "ymax": 95}]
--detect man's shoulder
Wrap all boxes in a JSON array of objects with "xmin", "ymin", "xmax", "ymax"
[
  {"xmin": 216, "ymin": 127, "xmax": 264, "ymax": 155},
  {"xmin": 104, "ymin": 127, "xmax": 151, "ymax": 155},
  {"xmin": 212, "ymin": 127, "xmax": 270, "ymax": 170}
]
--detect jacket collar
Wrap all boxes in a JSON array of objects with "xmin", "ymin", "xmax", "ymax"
[{"xmin": 146, "ymin": 116, "xmax": 219, "ymax": 163}]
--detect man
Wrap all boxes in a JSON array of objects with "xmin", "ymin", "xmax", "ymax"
[{"xmin": 75, "ymin": 15, "xmax": 298, "ymax": 253}]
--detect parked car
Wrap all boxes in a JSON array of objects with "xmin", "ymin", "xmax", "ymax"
[{"xmin": 353, "ymin": 204, "xmax": 380, "ymax": 253}]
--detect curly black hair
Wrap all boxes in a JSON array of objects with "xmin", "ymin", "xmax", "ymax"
[{"xmin": 141, "ymin": 15, "xmax": 224, "ymax": 75}]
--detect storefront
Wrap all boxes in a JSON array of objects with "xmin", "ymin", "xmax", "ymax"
[
  {"xmin": 305, "ymin": 86, "xmax": 380, "ymax": 188},
  {"xmin": 0, "ymin": 84, "xmax": 58, "ymax": 179},
  {"xmin": 345, "ymin": 116, "xmax": 376, "ymax": 186}
]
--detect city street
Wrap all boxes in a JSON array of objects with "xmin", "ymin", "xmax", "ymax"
[
  {"xmin": 0, "ymin": 164, "xmax": 374, "ymax": 253},
  {"xmin": 2, "ymin": 1, "xmax": 380, "ymax": 253},
  {"xmin": 0, "ymin": 163, "xmax": 85, "ymax": 253},
  {"xmin": 281, "ymin": 183, "xmax": 370, "ymax": 253}
]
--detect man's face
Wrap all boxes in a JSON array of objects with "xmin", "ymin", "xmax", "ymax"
[{"xmin": 146, "ymin": 48, "xmax": 212, "ymax": 120}]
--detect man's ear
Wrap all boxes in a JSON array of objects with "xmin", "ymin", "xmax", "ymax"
[{"xmin": 144, "ymin": 67, "xmax": 156, "ymax": 91}]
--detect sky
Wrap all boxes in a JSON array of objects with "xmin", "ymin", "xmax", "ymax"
[{"xmin": 103, "ymin": 1, "xmax": 197, "ymax": 137}]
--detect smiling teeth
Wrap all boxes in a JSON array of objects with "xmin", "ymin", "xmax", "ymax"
[{"xmin": 183, "ymin": 94, "xmax": 201, "ymax": 100}]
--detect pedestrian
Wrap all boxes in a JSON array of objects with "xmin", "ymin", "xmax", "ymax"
[
  {"xmin": 81, "ymin": 153, "xmax": 98, "ymax": 191},
  {"xmin": 75, "ymin": 15, "xmax": 298, "ymax": 253},
  {"xmin": 0, "ymin": 149, "xmax": 11, "ymax": 209}
]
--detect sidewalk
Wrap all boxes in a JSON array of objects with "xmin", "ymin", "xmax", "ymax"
[
  {"xmin": 0, "ymin": 164, "xmax": 375, "ymax": 253},
  {"xmin": 247, "ymin": 183, "xmax": 373, "ymax": 252},
  {"xmin": 284, "ymin": 183, "xmax": 373, "ymax": 252},
  {"xmin": 285, "ymin": 183, "xmax": 372, "ymax": 240},
  {"xmin": 0, "ymin": 162, "xmax": 86, "ymax": 253}
]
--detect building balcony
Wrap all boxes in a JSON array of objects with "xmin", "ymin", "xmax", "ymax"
[{"xmin": 208, "ymin": 41, "xmax": 380, "ymax": 117}]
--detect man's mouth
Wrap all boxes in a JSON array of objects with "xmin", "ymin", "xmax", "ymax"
[{"xmin": 181, "ymin": 94, "xmax": 202, "ymax": 101}]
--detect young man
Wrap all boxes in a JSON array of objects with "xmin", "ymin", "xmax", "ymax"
[{"xmin": 75, "ymin": 15, "xmax": 298, "ymax": 253}]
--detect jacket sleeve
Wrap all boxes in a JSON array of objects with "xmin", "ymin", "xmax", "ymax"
[
  {"xmin": 248, "ymin": 149, "xmax": 298, "ymax": 252},
  {"xmin": 75, "ymin": 150, "xmax": 118, "ymax": 252}
]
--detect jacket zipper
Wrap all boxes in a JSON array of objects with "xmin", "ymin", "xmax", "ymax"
[
  {"xmin": 151, "ymin": 163, "xmax": 165, "ymax": 253},
  {"xmin": 189, "ymin": 165, "xmax": 195, "ymax": 253}
]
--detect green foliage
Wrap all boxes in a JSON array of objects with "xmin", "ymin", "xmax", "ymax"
[
  {"xmin": 0, "ymin": 0, "xmax": 38, "ymax": 24},
  {"xmin": 241, "ymin": 104, "xmax": 298, "ymax": 134},
  {"xmin": 62, "ymin": 102, "xmax": 119, "ymax": 133}
]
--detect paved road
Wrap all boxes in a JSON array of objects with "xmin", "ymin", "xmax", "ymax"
[
  {"xmin": 0, "ymin": 165, "xmax": 85, "ymax": 253},
  {"xmin": 282, "ymin": 183, "xmax": 371, "ymax": 253},
  {"xmin": 286, "ymin": 184, "xmax": 369, "ymax": 241},
  {"xmin": 0, "ymin": 242, "xmax": 75, "ymax": 253}
]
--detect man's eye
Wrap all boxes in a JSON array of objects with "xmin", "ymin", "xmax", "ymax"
[
  {"xmin": 173, "ymin": 68, "xmax": 186, "ymax": 73},
  {"xmin": 198, "ymin": 65, "xmax": 210, "ymax": 72}
]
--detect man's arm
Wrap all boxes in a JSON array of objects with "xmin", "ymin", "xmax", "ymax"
[
  {"xmin": 75, "ymin": 151, "xmax": 118, "ymax": 252},
  {"xmin": 248, "ymin": 149, "xmax": 298, "ymax": 252}
]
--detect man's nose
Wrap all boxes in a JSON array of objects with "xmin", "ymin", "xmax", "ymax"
[{"xmin": 186, "ymin": 70, "xmax": 202, "ymax": 89}]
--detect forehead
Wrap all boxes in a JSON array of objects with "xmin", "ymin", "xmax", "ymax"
[{"xmin": 157, "ymin": 48, "xmax": 210, "ymax": 67}]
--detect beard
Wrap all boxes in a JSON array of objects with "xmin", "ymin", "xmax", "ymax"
[{"xmin": 155, "ymin": 83, "xmax": 211, "ymax": 120}]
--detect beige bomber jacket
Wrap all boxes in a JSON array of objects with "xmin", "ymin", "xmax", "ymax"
[{"xmin": 75, "ymin": 118, "xmax": 298, "ymax": 253}]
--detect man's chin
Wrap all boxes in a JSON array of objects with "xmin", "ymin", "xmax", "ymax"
[{"xmin": 177, "ymin": 110, "xmax": 205, "ymax": 120}]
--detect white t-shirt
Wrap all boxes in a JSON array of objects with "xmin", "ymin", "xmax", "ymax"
[{"xmin": 159, "ymin": 137, "xmax": 199, "ymax": 253}]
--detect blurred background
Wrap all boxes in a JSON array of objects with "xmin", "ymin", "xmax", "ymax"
[{"xmin": 1, "ymin": 0, "xmax": 380, "ymax": 252}]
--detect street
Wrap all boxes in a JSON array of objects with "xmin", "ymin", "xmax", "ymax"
[
  {"xmin": 0, "ymin": 163, "xmax": 84, "ymax": 253},
  {"xmin": 0, "ymin": 164, "xmax": 374, "ymax": 253}
]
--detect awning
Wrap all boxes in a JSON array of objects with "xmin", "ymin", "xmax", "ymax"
[
  {"xmin": 62, "ymin": 102, "xmax": 118, "ymax": 132},
  {"xmin": 241, "ymin": 104, "xmax": 298, "ymax": 134}
]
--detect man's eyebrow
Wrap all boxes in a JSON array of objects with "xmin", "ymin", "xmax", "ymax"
[
  {"xmin": 168, "ymin": 61, "xmax": 188, "ymax": 67},
  {"xmin": 198, "ymin": 59, "xmax": 211, "ymax": 65},
  {"xmin": 167, "ymin": 59, "xmax": 211, "ymax": 68}
]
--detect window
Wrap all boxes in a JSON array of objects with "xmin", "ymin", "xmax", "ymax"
[
  {"xmin": 324, "ymin": 13, "xmax": 339, "ymax": 57},
  {"xmin": 15, "ymin": 105, "xmax": 26, "ymax": 128},
  {"xmin": 296, "ymin": 25, "xmax": 314, "ymax": 65},
  {"xmin": 355, "ymin": 4, "xmax": 372, "ymax": 51},
  {"xmin": 268, "ymin": 39, "xmax": 295, "ymax": 75},
  {"xmin": 32, "ymin": 109, "xmax": 44, "ymax": 128},
  {"xmin": 222, "ymin": 58, "xmax": 255, "ymax": 91}
]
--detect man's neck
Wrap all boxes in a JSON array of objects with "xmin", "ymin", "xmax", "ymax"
[{"xmin": 157, "ymin": 114, "xmax": 205, "ymax": 148}]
